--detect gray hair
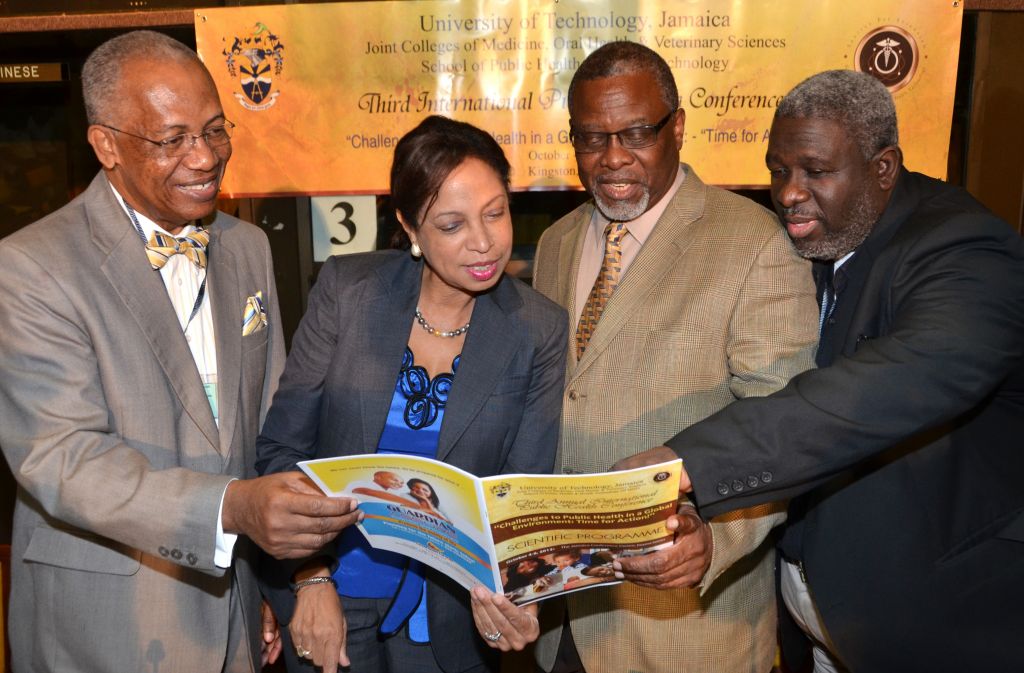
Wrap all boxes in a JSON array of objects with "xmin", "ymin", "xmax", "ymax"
[
  {"xmin": 568, "ymin": 41, "xmax": 679, "ymax": 117},
  {"xmin": 81, "ymin": 30, "xmax": 202, "ymax": 125},
  {"xmin": 776, "ymin": 70, "xmax": 899, "ymax": 159}
]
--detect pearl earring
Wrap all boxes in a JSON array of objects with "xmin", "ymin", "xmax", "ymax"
[{"xmin": 410, "ymin": 242, "xmax": 422, "ymax": 258}]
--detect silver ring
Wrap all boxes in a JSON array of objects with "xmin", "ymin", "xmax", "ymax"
[
  {"xmin": 484, "ymin": 630, "xmax": 502, "ymax": 642},
  {"xmin": 295, "ymin": 646, "xmax": 312, "ymax": 659}
]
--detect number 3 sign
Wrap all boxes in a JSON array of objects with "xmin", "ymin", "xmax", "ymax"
[{"xmin": 310, "ymin": 195, "xmax": 378, "ymax": 261}]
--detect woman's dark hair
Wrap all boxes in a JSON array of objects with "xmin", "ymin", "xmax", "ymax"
[
  {"xmin": 407, "ymin": 477, "xmax": 440, "ymax": 507},
  {"xmin": 389, "ymin": 115, "xmax": 511, "ymax": 248}
]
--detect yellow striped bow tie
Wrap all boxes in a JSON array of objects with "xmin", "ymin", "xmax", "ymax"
[{"xmin": 145, "ymin": 228, "xmax": 210, "ymax": 269}]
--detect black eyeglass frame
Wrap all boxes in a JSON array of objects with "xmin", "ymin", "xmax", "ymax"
[
  {"xmin": 568, "ymin": 109, "xmax": 679, "ymax": 154},
  {"xmin": 99, "ymin": 120, "xmax": 236, "ymax": 156}
]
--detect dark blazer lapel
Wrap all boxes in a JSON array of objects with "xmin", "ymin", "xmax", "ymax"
[
  {"xmin": 436, "ymin": 278, "xmax": 521, "ymax": 462},
  {"xmin": 834, "ymin": 169, "xmax": 921, "ymax": 357},
  {"xmin": 359, "ymin": 255, "xmax": 421, "ymax": 452},
  {"xmin": 571, "ymin": 165, "xmax": 703, "ymax": 381},
  {"xmin": 89, "ymin": 175, "xmax": 219, "ymax": 451},
  {"xmin": 207, "ymin": 218, "xmax": 240, "ymax": 458}
]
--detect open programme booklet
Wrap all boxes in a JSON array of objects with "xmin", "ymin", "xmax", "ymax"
[{"xmin": 299, "ymin": 455, "xmax": 682, "ymax": 605}]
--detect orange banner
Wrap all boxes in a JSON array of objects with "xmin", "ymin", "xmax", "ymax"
[{"xmin": 194, "ymin": 0, "xmax": 962, "ymax": 196}]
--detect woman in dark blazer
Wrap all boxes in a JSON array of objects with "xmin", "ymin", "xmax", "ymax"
[{"xmin": 256, "ymin": 116, "xmax": 568, "ymax": 673}]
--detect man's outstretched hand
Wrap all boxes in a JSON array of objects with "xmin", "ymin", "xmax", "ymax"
[{"xmin": 223, "ymin": 472, "xmax": 361, "ymax": 559}]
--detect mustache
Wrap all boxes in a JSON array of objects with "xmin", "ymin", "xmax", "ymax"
[
  {"xmin": 779, "ymin": 206, "xmax": 823, "ymax": 220},
  {"xmin": 595, "ymin": 174, "xmax": 641, "ymax": 184}
]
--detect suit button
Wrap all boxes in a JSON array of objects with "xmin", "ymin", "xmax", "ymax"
[
  {"xmin": 717, "ymin": 482, "xmax": 729, "ymax": 496},
  {"xmin": 171, "ymin": 549, "xmax": 182, "ymax": 560},
  {"xmin": 568, "ymin": 390, "xmax": 579, "ymax": 400},
  {"xmin": 747, "ymin": 475, "xmax": 760, "ymax": 488},
  {"xmin": 731, "ymin": 479, "xmax": 745, "ymax": 492},
  {"xmin": 186, "ymin": 553, "xmax": 198, "ymax": 566},
  {"xmin": 761, "ymin": 471, "xmax": 773, "ymax": 483},
  {"xmin": 158, "ymin": 546, "xmax": 170, "ymax": 558}
]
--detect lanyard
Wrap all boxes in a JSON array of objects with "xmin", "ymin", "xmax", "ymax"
[{"xmin": 124, "ymin": 202, "xmax": 208, "ymax": 330}]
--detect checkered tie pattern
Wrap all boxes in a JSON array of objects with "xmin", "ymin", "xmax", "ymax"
[
  {"xmin": 575, "ymin": 221, "xmax": 628, "ymax": 359},
  {"xmin": 145, "ymin": 228, "xmax": 209, "ymax": 269}
]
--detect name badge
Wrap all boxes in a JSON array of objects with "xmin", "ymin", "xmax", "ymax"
[{"xmin": 203, "ymin": 374, "xmax": 219, "ymax": 422}]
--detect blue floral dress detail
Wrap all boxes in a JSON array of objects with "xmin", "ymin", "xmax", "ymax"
[{"xmin": 378, "ymin": 347, "xmax": 459, "ymax": 455}]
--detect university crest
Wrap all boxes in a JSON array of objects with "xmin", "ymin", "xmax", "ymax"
[{"xmin": 222, "ymin": 23, "xmax": 285, "ymax": 111}]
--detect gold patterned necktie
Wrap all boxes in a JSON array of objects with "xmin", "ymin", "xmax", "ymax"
[
  {"xmin": 575, "ymin": 221, "xmax": 628, "ymax": 359},
  {"xmin": 145, "ymin": 228, "xmax": 209, "ymax": 270}
]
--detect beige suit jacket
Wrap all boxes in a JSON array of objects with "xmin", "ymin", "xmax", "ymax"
[
  {"xmin": 532, "ymin": 165, "xmax": 817, "ymax": 673},
  {"xmin": 0, "ymin": 173, "xmax": 285, "ymax": 672}
]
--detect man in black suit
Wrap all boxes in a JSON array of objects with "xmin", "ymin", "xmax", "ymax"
[{"xmin": 615, "ymin": 70, "xmax": 1024, "ymax": 672}]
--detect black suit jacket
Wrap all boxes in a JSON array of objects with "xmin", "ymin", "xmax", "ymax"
[
  {"xmin": 256, "ymin": 250, "xmax": 567, "ymax": 672},
  {"xmin": 667, "ymin": 169, "xmax": 1024, "ymax": 671}
]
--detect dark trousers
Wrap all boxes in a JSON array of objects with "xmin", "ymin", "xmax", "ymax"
[{"xmin": 544, "ymin": 611, "xmax": 587, "ymax": 673}]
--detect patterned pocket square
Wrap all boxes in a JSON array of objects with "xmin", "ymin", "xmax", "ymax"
[{"xmin": 242, "ymin": 291, "xmax": 268, "ymax": 336}]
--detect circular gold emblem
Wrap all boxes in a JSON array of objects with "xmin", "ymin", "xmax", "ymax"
[{"xmin": 855, "ymin": 26, "xmax": 919, "ymax": 92}]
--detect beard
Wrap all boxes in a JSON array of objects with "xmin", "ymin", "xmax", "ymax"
[
  {"xmin": 591, "ymin": 182, "xmax": 651, "ymax": 222},
  {"xmin": 790, "ymin": 189, "xmax": 878, "ymax": 261}
]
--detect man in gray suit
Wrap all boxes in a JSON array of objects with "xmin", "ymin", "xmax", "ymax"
[{"xmin": 0, "ymin": 31, "xmax": 359, "ymax": 672}]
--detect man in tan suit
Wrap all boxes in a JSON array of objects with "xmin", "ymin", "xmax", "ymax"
[
  {"xmin": 0, "ymin": 31, "xmax": 358, "ymax": 672},
  {"xmin": 530, "ymin": 42, "xmax": 818, "ymax": 672}
]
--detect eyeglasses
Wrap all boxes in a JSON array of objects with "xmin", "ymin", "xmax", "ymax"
[
  {"xmin": 569, "ymin": 110, "xmax": 678, "ymax": 154},
  {"xmin": 100, "ymin": 120, "xmax": 235, "ymax": 157}
]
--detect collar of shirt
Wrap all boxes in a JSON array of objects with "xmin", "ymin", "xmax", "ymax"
[
  {"xmin": 106, "ymin": 182, "xmax": 215, "ymax": 376},
  {"xmin": 587, "ymin": 164, "xmax": 687, "ymax": 251},
  {"xmin": 107, "ymin": 182, "xmax": 199, "ymax": 243},
  {"xmin": 834, "ymin": 250, "xmax": 855, "ymax": 272}
]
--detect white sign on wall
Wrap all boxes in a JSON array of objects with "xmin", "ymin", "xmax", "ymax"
[{"xmin": 310, "ymin": 195, "xmax": 378, "ymax": 262}]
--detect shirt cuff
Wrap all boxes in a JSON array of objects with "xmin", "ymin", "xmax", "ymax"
[{"xmin": 215, "ymin": 478, "xmax": 239, "ymax": 568}]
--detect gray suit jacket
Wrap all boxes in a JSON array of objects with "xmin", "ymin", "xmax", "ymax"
[
  {"xmin": 532, "ymin": 165, "xmax": 818, "ymax": 673},
  {"xmin": 0, "ymin": 172, "xmax": 285, "ymax": 672},
  {"xmin": 256, "ymin": 250, "xmax": 568, "ymax": 673}
]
